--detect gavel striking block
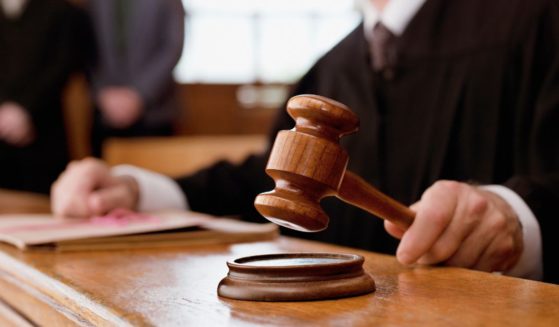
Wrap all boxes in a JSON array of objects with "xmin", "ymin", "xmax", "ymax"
[
  {"xmin": 220, "ymin": 95, "xmax": 400, "ymax": 302},
  {"xmin": 255, "ymin": 94, "xmax": 415, "ymax": 232}
]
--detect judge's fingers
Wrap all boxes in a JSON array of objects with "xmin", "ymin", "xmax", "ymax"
[
  {"xmin": 416, "ymin": 187, "xmax": 486, "ymax": 265},
  {"xmin": 384, "ymin": 220, "xmax": 405, "ymax": 239},
  {"xmin": 471, "ymin": 231, "xmax": 523, "ymax": 272},
  {"xmin": 434, "ymin": 214, "xmax": 496, "ymax": 269},
  {"xmin": 445, "ymin": 190, "xmax": 523, "ymax": 271},
  {"xmin": 51, "ymin": 158, "xmax": 112, "ymax": 218},
  {"xmin": 474, "ymin": 191, "xmax": 523, "ymax": 272},
  {"xmin": 396, "ymin": 181, "xmax": 459, "ymax": 265},
  {"xmin": 87, "ymin": 181, "xmax": 137, "ymax": 216},
  {"xmin": 384, "ymin": 202, "xmax": 419, "ymax": 239},
  {"xmin": 470, "ymin": 210, "xmax": 523, "ymax": 272}
]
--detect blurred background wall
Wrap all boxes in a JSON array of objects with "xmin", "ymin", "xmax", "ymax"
[
  {"xmin": 61, "ymin": 0, "xmax": 361, "ymax": 175},
  {"xmin": 172, "ymin": 0, "xmax": 360, "ymax": 135}
]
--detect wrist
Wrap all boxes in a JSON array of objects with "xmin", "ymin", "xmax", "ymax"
[
  {"xmin": 478, "ymin": 189, "xmax": 519, "ymax": 222},
  {"xmin": 111, "ymin": 164, "xmax": 188, "ymax": 212},
  {"xmin": 478, "ymin": 188, "xmax": 524, "ymax": 270},
  {"xmin": 480, "ymin": 185, "xmax": 543, "ymax": 280},
  {"xmin": 117, "ymin": 175, "xmax": 140, "ymax": 210}
]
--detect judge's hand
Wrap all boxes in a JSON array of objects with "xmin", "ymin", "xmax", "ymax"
[
  {"xmin": 98, "ymin": 87, "xmax": 144, "ymax": 129},
  {"xmin": 0, "ymin": 102, "xmax": 35, "ymax": 147},
  {"xmin": 384, "ymin": 180, "xmax": 523, "ymax": 273},
  {"xmin": 51, "ymin": 158, "xmax": 139, "ymax": 219}
]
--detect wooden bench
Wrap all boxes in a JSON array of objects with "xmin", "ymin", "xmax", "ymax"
[{"xmin": 103, "ymin": 135, "xmax": 268, "ymax": 177}]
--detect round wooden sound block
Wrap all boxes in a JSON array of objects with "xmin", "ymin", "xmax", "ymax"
[{"xmin": 217, "ymin": 253, "xmax": 375, "ymax": 301}]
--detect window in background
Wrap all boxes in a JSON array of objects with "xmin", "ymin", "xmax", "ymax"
[{"xmin": 174, "ymin": 0, "xmax": 361, "ymax": 84}]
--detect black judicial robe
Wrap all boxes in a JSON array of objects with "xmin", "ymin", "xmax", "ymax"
[
  {"xmin": 177, "ymin": 0, "xmax": 559, "ymax": 283},
  {"xmin": 0, "ymin": 0, "xmax": 80, "ymax": 193}
]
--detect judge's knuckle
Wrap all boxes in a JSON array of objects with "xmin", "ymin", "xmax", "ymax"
[
  {"xmin": 66, "ymin": 160, "xmax": 78, "ymax": 170},
  {"xmin": 81, "ymin": 157, "xmax": 101, "ymax": 169},
  {"xmin": 62, "ymin": 205, "xmax": 74, "ymax": 217},
  {"xmin": 54, "ymin": 200, "xmax": 70, "ymax": 216},
  {"xmin": 429, "ymin": 244, "xmax": 452, "ymax": 263},
  {"xmin": 426, "ymin": 209, "xmax": 450, "ymax": 227},
  {"xmin": 488, "ymin": 214, "xmax": 508, "ymax": 234},
  {"xmin": 466, "ymin": 192, "xmax": 488, "ymax": 217},
  {"xmin": 505, "ymin": 216, "xmax": 521, "ymax": 237},
  {"xmin": 445, "ymin": 255, "xmax": 468, "ymax": 268},
  {"xmin": 433, "ymin": 180, "xmax": 461, "ymax": 193},
  {"xmin": 493, "ymin": 238, "xmax": 515, "ymax": 260}
]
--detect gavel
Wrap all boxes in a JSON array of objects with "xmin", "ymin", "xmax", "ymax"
[{"xmin": 255, "ymin": 94, "xmax": 415, "ymax": 232}]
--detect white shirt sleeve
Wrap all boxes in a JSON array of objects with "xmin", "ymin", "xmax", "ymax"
[
  {"xmin": 481, "ymin": 185, "xmax": 543, "ymax": 281},
  {"xmin": 111, "ymin": 165, "xmax": 189, "ymax": 212}
]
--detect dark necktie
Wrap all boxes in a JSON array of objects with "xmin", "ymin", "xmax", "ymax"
[{"xmin": 370, "ymin": 23, "xmax": 397, "ymax": 79}]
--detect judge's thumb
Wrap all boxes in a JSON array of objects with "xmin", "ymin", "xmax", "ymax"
[
  {"xmin": 87, "ymin": 184, "xmax": 134, "ymax": 216},
  {"xmin": 384, "ymin": 220, "xmax": 405, "ymax": 239}
]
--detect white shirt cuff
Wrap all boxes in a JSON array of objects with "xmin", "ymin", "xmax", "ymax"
[
  {"xmin": 111, "ymin": 165, "xmax": 189, "ymax": 212},
  {"xmin": 481, "ymin": 185, "xmax": 543, "ymax": 280}
]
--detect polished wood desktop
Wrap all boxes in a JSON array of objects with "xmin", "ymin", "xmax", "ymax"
[
  {"xmin": 0, "ymin": 189, "xmax": 558, "ymax": 326},
  {"xmin": 0, "ymin": 189, "xmax": 51, "ymax": 214}
]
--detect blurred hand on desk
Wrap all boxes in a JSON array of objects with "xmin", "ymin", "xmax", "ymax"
[{"xmin": 51, "ymin": 158, "xmax": 139, "ymax": 218}]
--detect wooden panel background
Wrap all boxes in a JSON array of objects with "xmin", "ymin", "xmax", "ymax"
[
  {"xmin": 103, "ymin": 135, "xmax": 267, "ymax": 177},
  {"xmin": 176, "ymin": 83, "xmax": 281, "ymax": 135},
  {"xmin": 62, "ymin": 81, "xmax": 283, "ymax": 160}
]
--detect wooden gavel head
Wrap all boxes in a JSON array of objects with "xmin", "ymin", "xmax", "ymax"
[
  {"xmin": 255, "ymin": 94, "xmax": 415, "ymax": 232},
  {"xmin": 254, "ymin": 95, "xmax": 359, "ymax": 232}
]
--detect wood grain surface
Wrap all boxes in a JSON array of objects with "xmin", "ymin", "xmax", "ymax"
[
  {"xmin": 1, "ymin": 190, "xmax": 558, "ymax": 326},
  {"xmin": 0, "ymin": 190, "xmax": 50, "ymax": 214}
]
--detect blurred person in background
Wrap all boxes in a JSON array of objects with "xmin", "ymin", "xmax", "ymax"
[
  {"xmin": 87, "ymin": 0, "xmax": 185, "ymax": 157},
  {"xmin": 0, "ymin": 0, "xmax": 86, "ymax": 194}
]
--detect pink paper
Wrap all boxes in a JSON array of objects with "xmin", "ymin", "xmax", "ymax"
[{"xmin": 91, "ymin": 208, "xmax": 160, "ymax": 227}]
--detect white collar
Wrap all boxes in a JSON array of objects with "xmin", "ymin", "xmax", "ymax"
[
  {"xmin": 1, "ymin": 0, "xmax": 28, "ymax": 18},
  {"xmin": 361, "ymin": 0, "xmax": 427, "ymax": 40}
]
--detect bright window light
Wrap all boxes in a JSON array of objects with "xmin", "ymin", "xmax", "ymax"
[{"xmin": 174, "ymin": 0, "xmax": 361, "ymax": 83}]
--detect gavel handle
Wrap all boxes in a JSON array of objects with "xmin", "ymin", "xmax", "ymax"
[{"xmin": 337, "ymin": 171, "xmax": 415, "ymax": 229}]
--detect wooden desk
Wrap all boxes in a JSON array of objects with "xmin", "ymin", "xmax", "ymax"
[
  {"xmin": 0, "ymin": 190, "xmax": 558, "ymax": 326},
  {"xmin": 0, "ymin": 189, "xmax": 50, "ymax": 214}
]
